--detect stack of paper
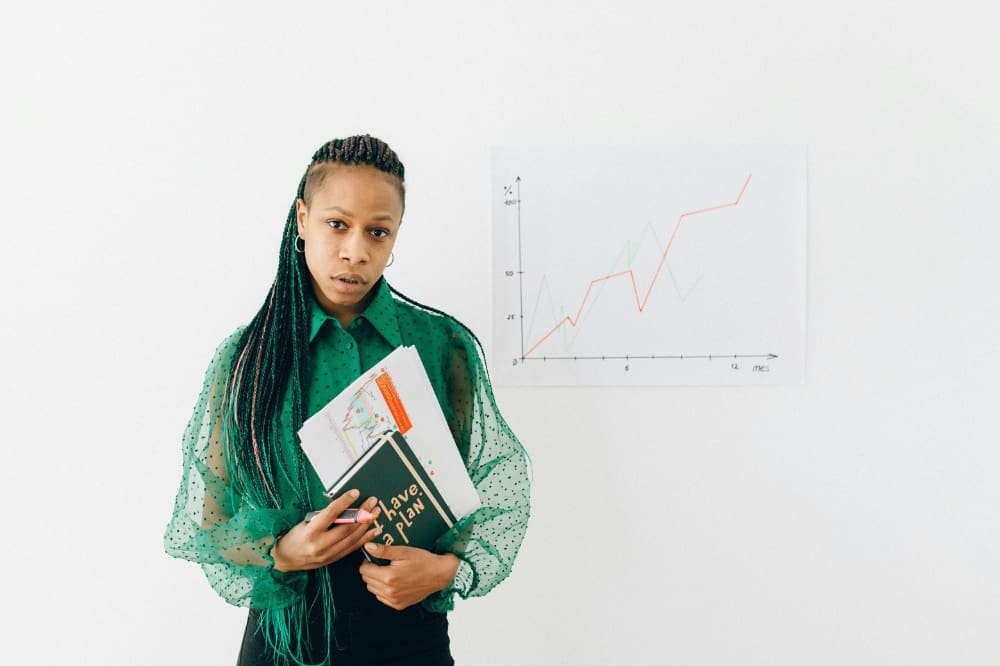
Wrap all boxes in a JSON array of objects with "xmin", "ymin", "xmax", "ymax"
[{"xmin": 298, "ymin": 345, "xmax": 481, "ymax": 520}]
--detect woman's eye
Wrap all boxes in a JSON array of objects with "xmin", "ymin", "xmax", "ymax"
[
  {"xmin": 369, "ymin": 228, "xmax": 390, "ymax": 239},
  {"xmin": 326, "ymin": 219, "xmax": 346, "ymax": 230}
]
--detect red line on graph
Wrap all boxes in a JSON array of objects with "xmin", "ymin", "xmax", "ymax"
[{"xmin": 522, "ymin": 174, "xmax": 752, "ymax": 358}]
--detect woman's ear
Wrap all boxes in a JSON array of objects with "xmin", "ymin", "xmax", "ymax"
[{"xmin": 295, "ymin": 198, "xmax": 307, "ymax": 236}]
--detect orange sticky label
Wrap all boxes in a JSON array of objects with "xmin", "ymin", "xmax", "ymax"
[{"xmin": 375, "ymin": 371, "xmax": 412, "ymax": 434}]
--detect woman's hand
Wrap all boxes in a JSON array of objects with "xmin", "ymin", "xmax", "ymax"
[
  {"xmin": 270, "ymin": 490, "xmax": 381, "ymax": 572},
  {"xmin": 358, "ymin": 543, "xmax": 460, "ymax": 610}
]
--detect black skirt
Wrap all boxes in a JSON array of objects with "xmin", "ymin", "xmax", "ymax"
[{"xmin": 236, "ymin": 551, "xmax": 454, "ymax": 666}]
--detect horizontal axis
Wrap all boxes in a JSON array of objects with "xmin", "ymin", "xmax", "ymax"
[{"xmin": 520, "ymin": 353, "xmax": 778, "ymax": 362}]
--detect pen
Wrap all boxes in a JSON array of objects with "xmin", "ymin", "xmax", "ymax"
[{"xmin": 303, "ymin": 507, "xmax": 375, "ymax": 524}]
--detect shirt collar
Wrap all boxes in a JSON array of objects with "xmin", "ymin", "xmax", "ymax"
[{"xmin": 308, "ymin": 277, "xmax": 402, "ymax": 347}]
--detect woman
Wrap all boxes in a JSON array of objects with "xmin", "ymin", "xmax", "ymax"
[{"xmin": 164, "ymin": 135, "xmax": 531, "ymax": 665}]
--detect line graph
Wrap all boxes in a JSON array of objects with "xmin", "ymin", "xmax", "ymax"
[
  {"xmin": 523, "ymin": 174, "xmax": 752, "ymax": 358},
  {"xmin": 522, "ymin": 225, "xmax": 704, "ymax": 355},
  {"xmin": 492, "ymin": 144, "xmax": 806, "ymax": 386}
]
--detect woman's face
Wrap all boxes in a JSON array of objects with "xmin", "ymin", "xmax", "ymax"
[{"xmin": 295, "ymin": 164, "xmax": 404, "ymax": 327}]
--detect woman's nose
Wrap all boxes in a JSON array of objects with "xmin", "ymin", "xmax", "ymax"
[{"xmin": 339, "ymin": 231, "xmax": 369, "ymax": 263}]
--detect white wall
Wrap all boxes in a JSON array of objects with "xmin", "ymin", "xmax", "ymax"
[{"xmin": 2, "ymin": 2, "xmax": 998, "ymax": 664}]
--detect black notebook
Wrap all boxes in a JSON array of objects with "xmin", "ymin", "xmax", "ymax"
[{"xmin": 326, "ymin": 430, "xmax": 457, "ymax": 558}]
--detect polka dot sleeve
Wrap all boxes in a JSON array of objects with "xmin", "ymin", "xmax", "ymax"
[
  {"xmin": 163, "ymin": 329, "xmax": 306, "ymax": 609},
  {"xmin": 423, "ymin": 321, "xmax": 532, "ymax": 612}
]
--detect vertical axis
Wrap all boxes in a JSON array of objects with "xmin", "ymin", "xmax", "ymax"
[{"xmin": 516, "ymin": 176, "xmax": 525, "ymax": 360}]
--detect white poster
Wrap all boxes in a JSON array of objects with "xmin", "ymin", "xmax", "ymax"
[{"xmin": 491, "ymin": 144, "xmax": 807, "ymax": 386}]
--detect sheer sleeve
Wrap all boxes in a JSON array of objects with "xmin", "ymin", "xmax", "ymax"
[
  {"xmin": 163, "ymin": 329, "xmax": 306, "ymax": 608},
  {"xmin": 423, "ymin": 324, "xmax": 532, "ymax": 612}
]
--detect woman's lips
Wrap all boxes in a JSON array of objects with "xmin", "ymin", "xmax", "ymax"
[
  {"xmin": 332, "ymin": 273, "xmax": 368, "ymax": 294},
  {"xmin": 332, "ymin": 273, "xmax": 367, "ymax": 288}
]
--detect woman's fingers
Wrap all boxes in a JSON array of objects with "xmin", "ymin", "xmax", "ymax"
[
  {"xmin": 272, "ymin": 493, "xmax": 382, "ymax": 571},
  {"xmin": 314, "ymin": 496, "xmax": 381, "ymax": 559},
  {"xmin": 305, "ymin": 489, "xmax": 363, "ymax": 533}
]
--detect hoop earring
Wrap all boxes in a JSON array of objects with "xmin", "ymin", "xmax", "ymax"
[
  {"xmin": 294, "ymin": 234, "xmax": 305, "ymax": 253},
  {"xmin": 385, "ymin": 252, "xmax": 394, "ymax": 267}
]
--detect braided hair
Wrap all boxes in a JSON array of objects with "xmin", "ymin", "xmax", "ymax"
[{"xmin": 222, "ymin": 135, "xmax": 406, "ymax": 510}]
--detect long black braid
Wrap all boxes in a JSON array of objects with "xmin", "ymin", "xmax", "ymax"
[{"xmin": 222, "ymin": 135, "xmax": 407, "ymax": 510}]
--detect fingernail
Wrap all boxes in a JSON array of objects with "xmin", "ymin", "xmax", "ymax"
[
  {"xmin": 364, "ymin": 496, "xmax": 378, "ymax": 509},
  {"xmin": 349, "ymin": 489, "xmax": 360, "ymax": 498},
  {"xmin": 366, "ymin": 541, "xmax": 381, "ymax": 551}
]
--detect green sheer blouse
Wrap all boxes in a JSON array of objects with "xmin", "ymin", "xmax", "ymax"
[{"xmin": 164, "ymin": 278, "xmax": 531, "ymax": 613}]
